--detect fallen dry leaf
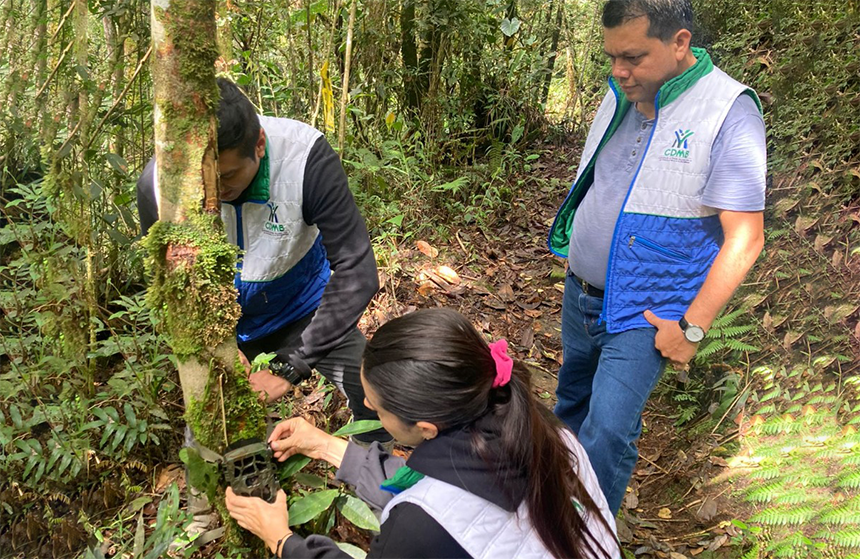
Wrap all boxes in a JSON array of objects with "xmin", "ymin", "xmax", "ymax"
[
  {"xmin": 436, "ymin": 265, "xmax": 461, "ymax": 285},
  {"xmin": 155, "ymin": 464, "xmax": 183, "ymax": 493},
  {"xmin": 658, "ymin": 507, "xmax": 673, "ymax": 519},
  {"xmin": 624, "ymin": 490, "xmax": 639, "ymax": 510},
  {"xmin": 520, "ymin": 327, "xmax": 534, "ymax": 349},
  {"xmin": 498, "ymin": 283, "xmax": 514, "ymax": 301},
  {"xmin": 417, "ymin": 281, "xmax": 435, "ymax": 296},
  {"xmin": 415, "ymin": 240, "xmax": 439, "ymax": 258},
  {"xmin": 695, "ymin": 497, "xmax": 718, "ymax": 522},
  {"xmin": 708, "ymin": 534, "xmax": 728, "ymax": 551}
]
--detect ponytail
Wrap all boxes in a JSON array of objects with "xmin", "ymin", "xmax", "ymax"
[
  {"xmin": 486, "ymin": 362, "xmax": 618, "ymax": 558},
  {"xmin": 363, "ymin": 308, "xmax": 620, "ymax": 558}
]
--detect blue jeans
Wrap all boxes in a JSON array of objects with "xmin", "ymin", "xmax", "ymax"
[{"xmin": 555, "ymin": 271, "xmax": 666, "ymax": 514}]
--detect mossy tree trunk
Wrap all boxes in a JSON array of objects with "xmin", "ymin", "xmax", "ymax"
[{"xmin": 146, "ymin": 0, "xmax": 267, "ymax": 547}]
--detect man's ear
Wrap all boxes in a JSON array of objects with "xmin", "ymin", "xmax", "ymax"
[
  {"xmin": 255, "ymin": 128, "xmax": 266, "ymax": 159},
  {"xmin": 415, "ymin": 421, "xmax": 439, "ymax": 441},
  {"xmin": 672, "ymin": 29, "xmax": 692, "ymax": 60}
]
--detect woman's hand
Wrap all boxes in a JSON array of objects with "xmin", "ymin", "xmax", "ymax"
[
  {"xmin": 269, "ymin": 417, "xmax": 348, "ymax": 468},
  {"xmin": 225, "ymin": 488, "xmax": 291, "ymax": 555}
]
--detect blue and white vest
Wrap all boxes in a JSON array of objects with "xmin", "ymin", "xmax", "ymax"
[
  {"xmin": 221, "ymin": 116, "xmax": 330, "ymax": 342},
  {"xmin": 380, "ymin": 431, "xmax": 619, "ymax": 559},
  {"xmin": 548, "ymin": 50, "xmax": 761, "ymax": 333}
]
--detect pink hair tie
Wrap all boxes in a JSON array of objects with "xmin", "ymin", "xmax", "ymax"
[{"xmin": 488, "ymin": 339, "xmax": 513, "ymax": 388}]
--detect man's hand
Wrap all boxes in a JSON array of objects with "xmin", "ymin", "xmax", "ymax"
[
  {"xmin": 225, "ymin": 488, "xmax": 291, "ymax": 554},
  {"xmin": 248, "ymin": 371, "xmax": 292, "ymax": 403},
  {"xmin": 643, "ymin": 310, "xmax": 698, "ymax": 367}
]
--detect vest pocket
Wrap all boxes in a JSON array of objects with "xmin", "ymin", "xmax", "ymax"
[{"xmin": 629, "ymin": 235, "xmax": 691, "ymax": 262}]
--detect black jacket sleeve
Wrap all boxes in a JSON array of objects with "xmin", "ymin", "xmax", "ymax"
[
  {"xmin": 280, "ymin": 504, "xmax": 470, "ymax": 559},
  {"xmin": 287, "ymin": 136, "xmax": 379, "ymax": 371},
  {"xmin": 136, "ymin": 158, "xmax": 158, "ymax": 236}
]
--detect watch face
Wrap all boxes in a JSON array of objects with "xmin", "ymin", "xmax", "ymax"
[{"xmin": 685, "ymin": 325, "xmax": 706, "ymax": 343}]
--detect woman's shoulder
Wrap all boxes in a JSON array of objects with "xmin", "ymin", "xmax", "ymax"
[{"xmin": 370, "ymin": 502, "xmax": 471, "ymax": 559}]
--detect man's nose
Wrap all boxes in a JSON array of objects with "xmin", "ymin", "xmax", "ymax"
[{"xmin": 612, "ymin": 60, "xmax": 631, "ymax": 80}]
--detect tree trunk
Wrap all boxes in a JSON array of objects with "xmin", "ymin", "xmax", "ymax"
[
  {"xmin": 400, "ymin": 0, "xmax": 420, "ymax": 115},
  {"xmin": 216, "ymin": 0, "xmax": 233, "ymax": 63},
  {"xmin": 338, "ymin": 0, "xmax": 357, "ymax": 152},
  {"xmin": 147, "ymin": 0, "xmax": 267, "ymax": 548},
  {"xmin": 540, "ymin": 0, "xmax": 563, "ymax": 106}
]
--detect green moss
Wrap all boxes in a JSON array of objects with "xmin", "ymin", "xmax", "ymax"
[
  {"xmin": 184, "ymin": 352, "xmax": 268, "ymax": 555},
  {"xmin": 185, "ymin": 363, "xmax": 267, "ymax": 453},
  {"xmin": 142, "ymin": 211, "xmax": 240, "ymax": 360}
]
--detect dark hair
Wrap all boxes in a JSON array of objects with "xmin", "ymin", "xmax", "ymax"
[
  {"xmin": 363, "ymin": 308, "xmax": 619, "ymax": 559},
  {"xmin": 602, "ymin": 0, "xmax": 693, "ymax": 42},
  {"xmin": 216, "ymin": 77, "xmax": 260, "ymax": 159}
]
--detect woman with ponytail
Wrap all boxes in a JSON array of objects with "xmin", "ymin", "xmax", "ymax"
[{"xmin": 226, "ymin": 308, "xmax": 620, "ymax": 558}]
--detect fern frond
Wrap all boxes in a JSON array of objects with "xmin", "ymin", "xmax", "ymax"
[
  {"xmin": 749, "ymin": 505, "xmax": 816, "ymax": 525},
  {"xmin": 725, "ymin": 339, "xmax": 760, "ymax": 352},
  {"xmin": 750, "ymin": 465, "xmax": 783, "ymax": 481},
  {"xmin": 764, "ymin": 530, "xmax": 813, "ymax": 557},
  {"xmin": 721, "ymin": 324, "xmax": 757, "ymax": 337},
  {"xmin": 746, "ymin": 481, "xmax": 787, "ymax": 503},
  {"xmin": 838, "ymin": 470, "xmax": 860, "ymax": 489},
  {"xmin": 696, "ymin": 341, "xmax": 726, "ymax": 358},
  {"xmin": 841, "ymin": 452, "xmax": 860, "ymax": 466},
  {"xmin": 740, "ymin": 543, "xmax": 760, "ymax": 559},
  {"xmin": 819, "ymin": 529, "xmax": 860, "ymax": 549},
  {"xmin": 712, "ymin": 307, "xmax": 748, "ymax": 327},
  {"xmin": 773, "ymin": 488, "xmax": 824, "ymax": 506},
  {"xmin": 820, "ymin": 500, "xmax": 860, "ymax": 525}
]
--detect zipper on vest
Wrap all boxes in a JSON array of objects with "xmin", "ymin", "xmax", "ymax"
[
  {"xmin": 235, "ymin": 205, "xmax": 244, "ymax": 250},
  {"xmin": 601, "ymin": 90, "xmax": 662, "ymax": 328},
  {"xmin": 629, "ymin": 235, "xmax": 691, "ymax": 262},
  {"xmin": 548, "ymin": 78, "xmax": 626, "ymax": 258}
]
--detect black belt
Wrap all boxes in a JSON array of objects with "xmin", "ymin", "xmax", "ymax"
[{"xmin": 572, "ymin": 274, "xmax": 604, "ymax": 298}]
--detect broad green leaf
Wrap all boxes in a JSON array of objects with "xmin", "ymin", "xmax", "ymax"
[
  {"xmin": 294, "ymin": 473, "xmax": 328, "ymax": 489},
  {"xmin": 337, "ymin": 494, "xmax": 380, "ymax": 531},
  {"xmin": 133, "ymin": 510, "xmax": 145, "ymax": 559},
  {"xmin": 104, "ymin": 406, "xmax": 120, "ymax": 422},
  {"xmin": 288, "ymin": 489, "xmax": 339, "ymax": 526},
  {"xmin": 106, "ymin": 153, "xmax": 129, "ymax": 175},
  {"xmin": 123, "ymin": 403, "xmax": 137, "ymax": 425},
  {"xmin": 279, "ymin": 454, "xmax": 312, "ymax": 479},
  {"xmin": 9, "ymin": 404, "xmax": 22, "ymax": 428},
  {"xmin": 111, "ymin": 424, "xmax": 128, "ymax": 452},
  {"xmin": 57, "ymin": 453, "xmax": 73, "ymax": 477},
  {"xmin": 23, "ymin": 453, "xmax": 39, "ymax": 480},
  {"xmin": 336, "ymin": 542, "xmax": 367, "ymax": 559},
  {"xmin": 127, "ymin": 496, "xmax": 153, "ymax": 513},
  {"xmin": 179, "ymin": 448, "xmax": 221, "ymax": 495},
  {"xmin": 332, "ymin": 420, "xmax": 383, "ymax": 438},
  {"xmin": 500, "ymin": 17, "xmax": 521, "ymax": 37},
  {"xmin": 385, "ymin": 214, "xmax": 404, "ymax": 227}
]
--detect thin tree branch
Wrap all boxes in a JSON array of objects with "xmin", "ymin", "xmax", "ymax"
[
  {"xmin": 35, "ymin": 39, "xmax": 74, "ymax": 99},
  {"xmin": 84, "ymin": 45, "xmax": 152, "ymax": 151},
  {"xmin": 50, "ymin": 1, "xmax": 77, "ymax": 41}
]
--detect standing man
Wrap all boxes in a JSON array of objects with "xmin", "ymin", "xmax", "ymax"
[
  {"xmin": 138, "ymin": 78, "xmax": 390, "ymax": 448},
  {"xmin": 548, "ymin": 0, "xmax": 766, "ymax": 514}
]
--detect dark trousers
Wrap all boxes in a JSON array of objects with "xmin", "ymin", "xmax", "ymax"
[{"xmin": 238, "ymin": 312, "xmax": 391, "ymax": 444}]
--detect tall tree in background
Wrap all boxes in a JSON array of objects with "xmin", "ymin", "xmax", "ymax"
[{"xmin": 145, "ymin": 0, "xmax": 266, "ymax": 544}]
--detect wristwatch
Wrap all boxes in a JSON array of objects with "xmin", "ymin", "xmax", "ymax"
[
  {"xmin": 269, "ymin": 360, "xmax": 304, "ymax": 384},
  {"xmin": 679, "ymin": 317, "xmax": 706, "ymax": 343}
]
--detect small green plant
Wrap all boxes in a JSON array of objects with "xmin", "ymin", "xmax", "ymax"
[{"xmin": 695, "ymin": 308, "xmax": 760, "ymax": 364}]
